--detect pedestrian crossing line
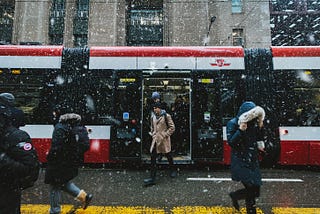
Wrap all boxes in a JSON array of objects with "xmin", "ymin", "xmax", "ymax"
[{"xmin": 272, "ymin": 207, "xmax": 320, "ymax": 214}]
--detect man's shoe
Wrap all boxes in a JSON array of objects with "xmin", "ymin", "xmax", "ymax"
[
  {"xmin": 229, "ymin": 192, "xmax": 240, "ymax": 211},
  {"xmin": 144, "ymin": 178, "xmax": 156, "ymax": 186},
  {"xmin": 169, "ymin": 170, "xmax": 177, "ymax": 178}
]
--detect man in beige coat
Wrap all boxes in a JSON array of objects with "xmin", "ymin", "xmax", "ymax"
[{"xmin": 144, "ymin": 102, "xmax": 176, "ymax": 186}]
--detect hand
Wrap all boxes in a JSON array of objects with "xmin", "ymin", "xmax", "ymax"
[
  {"xmin": 258, "ymin": 119, "xmax": 264, "ymax": 128},
  {"xmin": 239, "ymin": 122, "xmax": 247, "ymax": 131},
  {"xmin": 0, "ymin": 152, "xmax": 8, "ymax": 163}
]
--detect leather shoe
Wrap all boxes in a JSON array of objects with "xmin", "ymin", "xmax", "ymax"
[{"xmin": 144, "ymin": 178, "xmax": 156, "ymax": 186}]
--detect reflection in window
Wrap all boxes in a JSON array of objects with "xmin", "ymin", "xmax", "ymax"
[
  {"xmin": 0, "ymin": 2, "xmax": 14, "ymax": 44},
  {"xmin": 127, "ymin": 0, "xmax": 163, "ymax": 46},
  {"xmin": 49, "ymin": 0, "xmax": 65, "ymax": 45},
  {"xmin": 232, "ymin": 0, "xmax": 243, "ymax": 13},
  {"xmin": 73, "ymin": 0, "xmax": 89, "ymax": 47},
  {"xmin": 275, "ymin": 70, "xmax": 320, "ymax": 126},
  {"xmin": 0, "ymin": 69, "xmax": 114, "ymax": 125},
  {"xmin": 270, "ymin": 0, "xmax": 296, "ymax": 12},
  {"xmin": 220, "ymin": 71, "xmax": 245, "ymax": 125}
]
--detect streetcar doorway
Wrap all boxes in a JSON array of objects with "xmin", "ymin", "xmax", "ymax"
[{"xmin": 142, "ymin": 78, "xmax": 192, "ymax": 163}]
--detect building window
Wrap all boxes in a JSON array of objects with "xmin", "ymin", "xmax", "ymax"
[
  {"xmin": 232, "ymin": 0, "xmax": 243, "ymax": 13},
  {"xmin": 270, "ymin": 0, "xmax": 320, "ymax": 46},
  {"xmin": 73, "ymin": 0, "xmax": 89, "ymax": 47},
  {"xmin": 0, "ymin": 2, "xmax": 14, "ymax": 44},
  {"xmin": 126, "ymin": 0, "xmax": 163, "ymax": 46},
  {"xmin": 232, "ymin": 28, "xmax": 244, "ymax": 46},
  {"xmin": 49, "ymin": 0, "xmax": 65, "ymax": 45}
]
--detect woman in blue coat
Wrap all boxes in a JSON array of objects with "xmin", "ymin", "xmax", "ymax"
[{"xmin": 227, "ymin": 101, "xmax": 265, "ymax": 214}]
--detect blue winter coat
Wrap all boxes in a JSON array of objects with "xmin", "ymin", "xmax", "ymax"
[{"xmin": 226, "ymin": 102, "xmax": 263, "ymax": 186}]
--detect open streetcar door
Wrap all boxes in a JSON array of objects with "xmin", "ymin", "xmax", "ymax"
[
  {"xmin": 191, "ymin": 71, "xmax": 223, "ymax": 161},
  {"xmin": 110, "ymin": 70, "xmax": 143, "ymax": 160}
]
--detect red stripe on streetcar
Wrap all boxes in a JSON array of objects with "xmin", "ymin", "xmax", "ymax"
[
  {"xmin": 271, "ymin": 46, "xmax": 320, "ymax": 57},
  {"xmin": 0, "ymin": 45, "xmax": 63, "ymax": 56},
  {"xmin": 90, "ymin": 46, "xmax": 244, "ymax": 57}
]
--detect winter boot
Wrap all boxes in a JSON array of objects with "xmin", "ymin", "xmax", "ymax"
[
  {"xmin": 245, "ymin": 198, "xmax": 257, "ymax": 214},
  {"xmin": 76, "ymin": 190, "xmax": 93, "ymax": 209},
  {"xmin": 229, "ymin": 192, "xmax": 240, "ymax": 211},
  {"xmin": 144, "ymin": 169, "xmax": 156, "ymax": 186}
]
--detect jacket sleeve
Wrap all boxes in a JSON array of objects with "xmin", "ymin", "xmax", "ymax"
[
  {"xmin": 47, "ymin": 125, "xmax": 66, "ymax": 161},
  {"xmin": 165, "ymin": 114, "xmax": 175, "ymax": 137},
  {"xmin": 74, "ymin": 126, "xmax": 90, "ymax": 154},
  {"xmin": 226, "ymin": 118, "xmax": 244, "ymax": 148}
]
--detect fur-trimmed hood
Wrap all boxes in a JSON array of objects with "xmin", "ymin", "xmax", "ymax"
[
  {"xmin": 59, "ymin": 113, "xmax": 81, "ymax": 123},
  {"xmin": 238, "ymin": 106, "xmax": 265, "ymax": 125}
]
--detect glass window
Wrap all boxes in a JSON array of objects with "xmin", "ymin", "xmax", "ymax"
[
  {"xmin": 0, "ymin": 69, "xmax": 114, "ymax": 125},
  {"xmin": 74, "ymin": 34, "xmax": 88, "ymax": 47},
  {"xmin": 73, "ymin": 0, "xmax": 89, "ymax": 47},
  {"xmin": 127, "ymin": 0, "xmax": 163, "ymax": 46},
  {"xmin": 275, "ymin": 70, "xmax": 320, "ymax": 126},
  {"xmin": 220, "ymin": 71, "xmax": 245, "ymax": 125},
  {"xmin": 307, "ymin": 0, "xmax": 320, "ymax": 10},
  {"xmin": 0, "ymin": 2, "xmax": 14, "ymax": 44},
  {"xmin": 232, "ymin": 0, "xmax": 243, "ymax": 13},
  {"xmin": 49, "ymin": 0, "xmax": 65, "ymax": 45},
  {"xmin": 232, "ymin": 28, "xmax": 244, "ymax": 46}
]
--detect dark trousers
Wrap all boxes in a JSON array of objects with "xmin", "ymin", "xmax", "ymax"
[
  {"xmin": 150, "ymin": 147, "xmax": 174, "ymax": 178},
  {"xmin": 233, "ymin": 182, "xmax": 260, "ymax": 214},
  {"xmin": 0, "ymin": 187, "xmax": 21, "ymax": 214}
]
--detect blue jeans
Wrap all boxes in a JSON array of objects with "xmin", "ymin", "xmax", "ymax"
[{"xmin": 49, "ymin": 181, "xmax": 81, "ymax": 214}]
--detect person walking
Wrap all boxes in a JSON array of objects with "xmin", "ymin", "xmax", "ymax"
[
  {"xmin": 0, "ymin": 104, "xmax": 40, "ymax": 214},
  {"xmin": 227, "ymin": 101, "xmax": 265, "ymax": 214},
  {"xmin": 144, "ymin": 102, "xmax": 176, "ymax": 186},
  {"xmin": 44, "ymin": 111, "xmax": 93, "ymax": 214}
]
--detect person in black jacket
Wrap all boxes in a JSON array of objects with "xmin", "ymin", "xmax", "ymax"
[
  {"xmin": 227, "ymin": 101, "xmax": 265, "ymax": 214},
  {"xmin": 0, "ymin": 93, "xmax": 25, "ymax": 128},
  {"xmin": 0, "ymin": 104, "xmax": 40, "ymax": 214},
  {"xmin": 45, "ymin": 112, "xmax": 93, "ymax": 214}
]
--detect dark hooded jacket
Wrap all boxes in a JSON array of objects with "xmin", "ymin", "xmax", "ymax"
[
  {"xmin": 0, "ymin": 126, "xmax": 40, "ymax": 190},
  {"xmin": 44, "ymin": 113, "xmax": 89, "ymax": 185},
  {"xmin": 226, "ymin": 101, "xmax": 264, "ymax": 186}
]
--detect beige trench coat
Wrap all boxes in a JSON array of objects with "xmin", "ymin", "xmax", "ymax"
[{"xmin": 150, "ymin": 113, "xmax": 175, "ymax": 154}]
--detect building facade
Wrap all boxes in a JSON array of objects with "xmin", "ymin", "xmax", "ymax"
[{"xmin": 1, "ymin": 0, "xmax": 272, "ymax": 47}]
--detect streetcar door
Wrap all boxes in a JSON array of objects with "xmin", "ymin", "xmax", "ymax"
[
  {"xmin": 142, "ymin": 76, "xmax": 192, "ymax": 163},
  {"xmin": 110, "ymin": 71, "xmax": 142, "ymax": 160},
  {"xmin": 191, "ymin": 71, "xmax": 223, "ymax": 161}
]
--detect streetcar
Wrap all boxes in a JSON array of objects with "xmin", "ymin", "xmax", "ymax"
[{"xmin": 0, "ymin": 45, "xmax": 319, "ymax": 166}]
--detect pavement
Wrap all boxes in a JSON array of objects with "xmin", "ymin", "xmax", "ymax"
[{"xmin": 21, "ymin": 164, "xmax": 320, "ymax": 213}]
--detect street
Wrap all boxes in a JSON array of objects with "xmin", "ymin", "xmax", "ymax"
[{"xmin": 21, "ymin": 164, "xmax": 320, "ymax": 213}]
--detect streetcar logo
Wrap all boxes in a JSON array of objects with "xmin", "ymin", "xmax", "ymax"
[{"xmin": 210, "ymin": 59, "xmax": 231, "ymax": 67}]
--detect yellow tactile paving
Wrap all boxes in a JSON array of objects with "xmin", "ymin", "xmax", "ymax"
[
  {"xmin": 172, "ymin": 206, "xmax": 263, "ymax": 213},
  {"xmin": 21, "ymin": 204, "xmax": 164, "ymax": 214},
  {"xmin": 20, "ymin": 205, "xmax": 320, "ymax": 214},
  {"xmin": 272, "ymin": 207, "xmax": 320, "ymax": 214}
]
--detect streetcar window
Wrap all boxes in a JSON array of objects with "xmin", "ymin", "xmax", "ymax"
[
  {"xmin": 220, "ymin": 71, "xmax": 245, "ymax": 125},
  {"xmin": 275, "ymin": 70, "xmax": 320, "ymax": 126},
  {"xmin": 0, "ymin": 69, "xmax": 114, "ymax": 125}
]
